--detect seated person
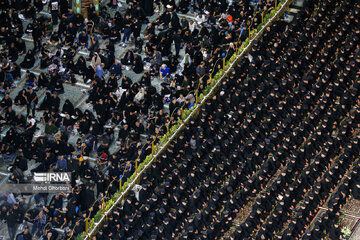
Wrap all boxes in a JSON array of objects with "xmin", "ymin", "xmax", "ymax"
[
  {"xmin": 121, "ymin": 49, "xmax": 134, "ymax": 66},
  {"xmin": 55, "ymin": 155, "xmax": 67, "ymax": 172},
  {"xmin": 10, "ymin": 63, "xmax": 21, "ymax": 80},
  {"xmin": 50, "ymin": 31, "xmax": 60, "ymax": 45},
  {"xmin": 26, "ymin": 71, "xmax": 37, "ymax": 89},
  {"xmin": 133, "ymin": 55, "xmax": 144, "ymax": 74},
  {"xmin": 148, "ymin": 64, "xmax": 159, "ymax": 77},
  {"xmin": 64, "ymin": 29, "xmax": 75, "ymax": 46},
  {"xmin": 16, "ymin": 39, "xmax": 26, "ymax": 55},
  {"xmin": 78, "ymin": 32, "xmax": 88, "ymax": 48},
  {"xmin": 82, "ymin": 135, "xmax": 97, "ymax": 156},
  {"xmin": 40, "ymin": 44, "xmax": 53, "ymax": 69},
  {"xmin": 37, "ymin": 72, "xmax": 49, "ymax": 89},
  {"xmin": 44, "ymin": 19, "xmax": 53, "ymax": 36},
  {"xmin": 5, "ymin": 107, "xmax": 16, "ymax": 125},
  {"xmin": 97, "ymin": 152, "xmax": 108, "ymax": 166},
  {"xmin": 20, "ymin": 50, "xmax": 35, "ymax": 69},
  {"xmin": 8, "ymin": 43, "xmax": 18, "ymax": 62},
  {"xmin": 45, "ymin": 121, "xmax": 58, "ymax": 141},
  {"xmin": 85, "ymin": 19, "xmax": 95, "ymax": 35},
  {"xmin": 134, "ymin": 36, "xmax": 143, "ymax": 53},
  {"xmin": 16, "ymin": 227, "xmax": 32, "ymax": 240},
  {"xmin": 1, "ymin": 94, "xmax": 13, "ymax": 110},
  {"xmin": 24, "ymin": 208, "xmax": 40, "ymax": 224},
  {"xmin": 160, "ymin": 64, "xmax": 171, "ymax": 86},
  {"xmin": 74, "ymin": 56, "xmax": 87, "ymax": 77},
  {"xmin": 88, "ymin": 34, "xmax": 99, "ymax": 52},
  {"xmin": 109, "ymin": 60, "xmax": 122, "ymax": 76},
  {"xmin": 54, "ymin": 80, "xmax": 64, "ymax": 94}
]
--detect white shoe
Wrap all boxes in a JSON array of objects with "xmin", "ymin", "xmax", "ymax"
[{"xmin": 18, "ymin": 224, "xmax": 24, "ymax": 231}]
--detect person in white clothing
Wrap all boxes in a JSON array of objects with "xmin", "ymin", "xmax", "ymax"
[
  {"xmin": 189, "ymin": 20, "xmax": 196, "ymax": 33},
  {"xmin": 195, "ymin": 13, "xmax": 206, "ymax": 27}
]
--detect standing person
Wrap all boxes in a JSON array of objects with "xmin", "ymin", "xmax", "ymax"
[
  {"xmin": 13, "ymin": 204, "xmax": 25, "ymax": 225},
  {"xmin": 59, "ymin": 0, "xmax": 68, "ymax": 15},
  {"xmin": 6, "ymin": 206, "xmax": 17, "ymax": 240},
  {"xmin": 32, "ymin": 210, "xmax": 47, "ymax": 238},
  {"xmin": 26, "ymin": 88, "xmax": 38, "ymax": 117},
  {"xmin": 49, "ymin": 0, "xmax": 60, "ymax": 25},
  {"xmin": 142, "ymin": 0, "xmax": 153, "ymax": 16},
  {"xmin": 32, "ymin": 21, "xmax": 42, "ymax": 52},
  {"xmin": 173, "ymin": 29, "xmax": 182, "ymax": 58},
  {"xmin": 121, "ymin": 14, "xmax": 132, "ymax": 47}
]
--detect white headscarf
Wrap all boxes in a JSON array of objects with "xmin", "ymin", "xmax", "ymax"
[{"xmin": 176, "ymin": 54, "xmax": 192, "ymax": 76}]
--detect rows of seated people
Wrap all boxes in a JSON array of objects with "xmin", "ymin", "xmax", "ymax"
[
  {"xmin": 233, "ymin": 0, "xmax": 360, "ymax": 238},
  {"xmin": 304, "ymin": 161, "xmax": 360, "ymax": 239},
  {"xmin": 0, "ymin": 0, "xmax": 276, "ymax": 239},
  {"xmin": 92, "ymin": 0, "xmax": 360, "ymax": 239}
]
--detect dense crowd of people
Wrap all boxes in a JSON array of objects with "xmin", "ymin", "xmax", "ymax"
[
  {"xmin": 81, "ymin": 0, "xmax": 360, "ymax": 239},
  {"xmin": 304, "ymin": 162, "xmax": 360, "ymax": 239},
  {"xmin": 1, "ymin": 0, "xmax": 359, "ymax": 238},
  {"xmin": 0, "ymin": 0, "xmax": 282, "ymax": 239}
]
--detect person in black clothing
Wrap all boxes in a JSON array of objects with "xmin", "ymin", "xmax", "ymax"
[
  {"xmin": 59, "ymin": 0, "xmax": 68, "ymax": 15},
  {"xmin": 133, "ymin": 55, "xmax": 144, "ymax": 74},
  {"xmin": 140, "ymin": 0, "xmax": 153, "ymax": 16},
  {"xmin": 6, "ymin": 205, "xmax": 18, "ymax": 240},
  {"xmin": 49, "ymin": 0, "xmax": 59, "ymax": 25},
  {"xmin": 121, "ymin": 14, "xmax": 132, "ymax": 46},
  {"xmin": 32, "ymin": 20, "xmax": 42, "ymax": 52},
  {"xmin": 79, "ymin": 184, "xmax": 95, "ymax": 213},
  {"xmin": 353, "ymin": 183, "xmax": 360, "ymax": 200},
  {"xmin": 20, "ymin": 50, "xmax": 35, "ymax": 69},
  {"xmin": 16, "ymin": 227, "xmax": 32, "ymax": 240},
  {"xmin": 10, "ymin": 63, "xmax": 21, "ymax": 80},
  {"xmin": 26, "ymin": 88, "xmax": 38, "ymax": 117},
  {"xmin": 0, "ymin": 93, "xmax": 12, "ymax": 110},
  {"xmin": 8, "ymin": 42, "xmax": 18, "ymax": 62},
  {"xmin": 5, "ymin": 0, "xmax": 358, "ymax": 239},
  {"xmin": 5, "ymin": 107, "xmax": 16, "ymax": 125}
]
